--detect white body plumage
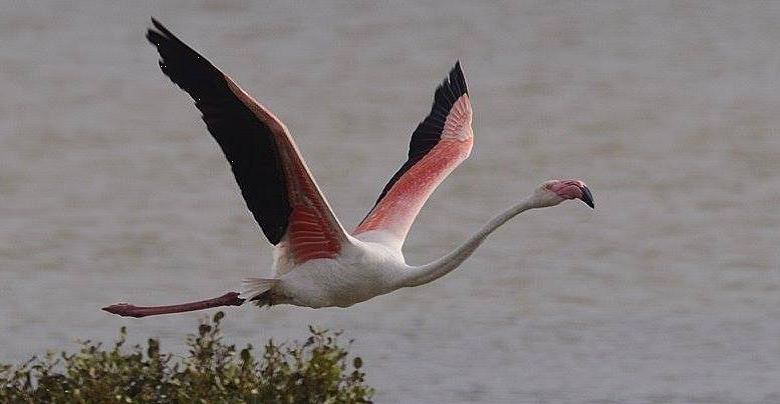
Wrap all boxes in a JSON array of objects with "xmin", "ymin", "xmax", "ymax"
[{"xmin": 265, "ymin": 232, "xmax": 408, "ymax": 308}]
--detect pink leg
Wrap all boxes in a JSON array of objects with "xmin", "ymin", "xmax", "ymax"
[{"xmin": 102, "ymin": 292, "xmax": 245, "ymax": 318}]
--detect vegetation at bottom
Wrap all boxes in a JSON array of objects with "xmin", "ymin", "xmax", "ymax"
[{"xmin": 0, "ymin": 311, "xmax": 373, "ymax": 403}]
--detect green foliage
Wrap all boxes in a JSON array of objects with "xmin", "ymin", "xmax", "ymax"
[{"xmin": 0, "ymin": 312, "xmax": 373, "ymax": 403}]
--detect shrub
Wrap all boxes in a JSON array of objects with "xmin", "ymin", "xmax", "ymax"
[{"xmin": 0, "ymin": 312, "xmax": 373, "ymax": 403}]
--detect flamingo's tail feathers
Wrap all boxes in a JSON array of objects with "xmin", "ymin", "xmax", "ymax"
[{"xmin": 240, "ymin": 278, "xmax": 280, "ymax": 303}]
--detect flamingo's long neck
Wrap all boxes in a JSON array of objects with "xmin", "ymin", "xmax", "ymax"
[{"xmin": 401, "ymin": 197, "xmax": 536, "ymax": 288}]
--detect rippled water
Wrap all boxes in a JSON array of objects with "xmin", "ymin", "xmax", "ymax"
[{"xmin": 2, "ymin": 1, "xmax": 780, "ymax": 402}]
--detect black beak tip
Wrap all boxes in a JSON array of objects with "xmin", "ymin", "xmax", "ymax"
[{"xmin": 579, "ymin": 186, "xmax": 595, "ymax": 209}]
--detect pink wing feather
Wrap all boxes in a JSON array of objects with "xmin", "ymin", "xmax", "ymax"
[
  {"xmin": 147, "ymin": 19, "xmax": 347, "ymax": 265},
  {"xmin": 355, "ymin": 63, "xmax": 473, "ymax": 246},
  {"xmin": 226, "ymin": 79, "xmax": 347, "ymax": 263}
]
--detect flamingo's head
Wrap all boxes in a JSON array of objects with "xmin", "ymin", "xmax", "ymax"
[{"xmin": 532, "ymin": 179, "xmax": 595, "ymax": 209}]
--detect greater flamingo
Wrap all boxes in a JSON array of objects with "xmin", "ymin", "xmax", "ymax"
[{"xmin": 103, "ymin": 19, "xmax": 594, "ymax": 318}]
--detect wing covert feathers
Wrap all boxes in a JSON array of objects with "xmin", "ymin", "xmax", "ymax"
[
  {"xmin": 354, "ymin": 62, "xmax": 473, "ymax": 245},
  {"xmin": 147, "ymin": 19, "xmax": 347, "ymax": 263}
]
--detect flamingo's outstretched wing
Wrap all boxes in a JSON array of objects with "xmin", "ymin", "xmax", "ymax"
[
  {"xmin": 354, "ymin": 62, "xmax": 473, "ymax": 248},
  {"xmin": 147, "ymin": 19, "xmax": 348, "ymax": 264}
]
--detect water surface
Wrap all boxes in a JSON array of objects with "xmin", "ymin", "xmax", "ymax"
[{"xmin": 2, "ymin": 2, "xmax": 780, "ymax": 402}]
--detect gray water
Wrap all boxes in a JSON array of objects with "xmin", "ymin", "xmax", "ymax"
[{"xmin": 2, "ymin": 1, "xmax": 780, "ymax": 403}]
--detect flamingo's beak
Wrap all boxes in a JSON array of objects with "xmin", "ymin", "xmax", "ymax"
[{"xmin": 579, "ymin": 186, "xmax": 595, "ymax": 209}]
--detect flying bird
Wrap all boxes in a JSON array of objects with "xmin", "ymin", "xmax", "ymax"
[{"xmin": 103, "ymin": 19, "xmax": 594, "ymax": 318}]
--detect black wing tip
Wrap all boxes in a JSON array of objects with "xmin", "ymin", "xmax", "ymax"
[
  {"xmin": 149, "ymin": 17, "xmax": 171, "ymax": 38},
  {"xmin": 449, "ymin": 60, "xmax": 468, "ymax": 96},
  {"xmin": 144, "ymin": 18, "xmax": 219, "ymax": 90},
  {"xmin": 432, "ymin": 61, "xmax": 468, "ymax": 107},
  {"xmin": 453, "ymin": 60, "xmax": 466, "ymax": 83},
  {"xmin": 146, "ymin": 17, "xmax": 175, "ymax": 47},
  {"xmin": 146, "ymin": 18, "xmax": 193, "ymax": 54}
]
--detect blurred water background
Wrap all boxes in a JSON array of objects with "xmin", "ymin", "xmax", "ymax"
[{"xmin": 2, "ymin": 1, "xmax": 780, "ymax": 402}]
